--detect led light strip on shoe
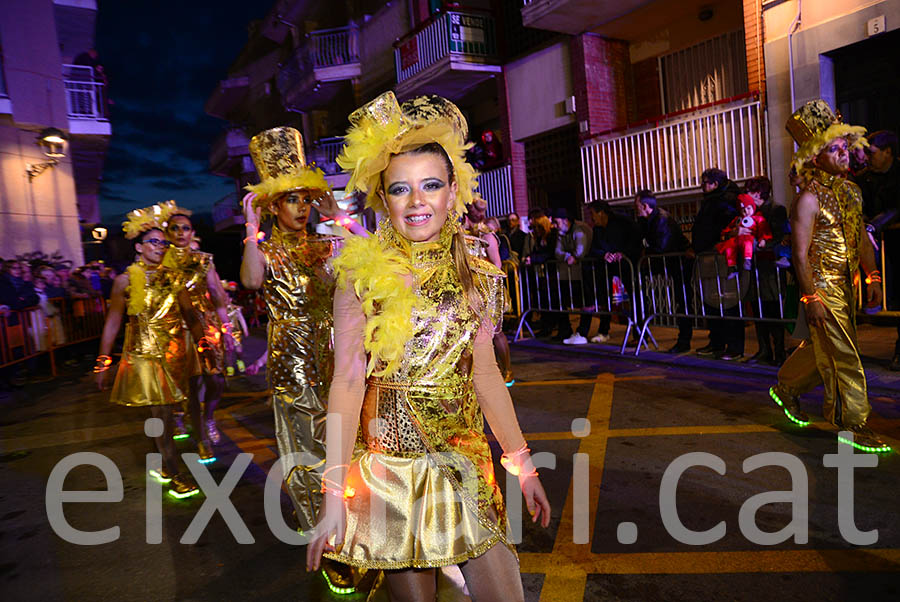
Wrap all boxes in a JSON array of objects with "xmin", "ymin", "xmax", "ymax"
[
  {"xmin": 321, "ymin": 569, "xmax": 356, "ymax": 595},
  {"xmin": 837, "ymin": 434, "xmax": 892, "ymax": 454},
  {"xmin": 768, "ymin": 388, "xmax": 811, "ymax": 426}
]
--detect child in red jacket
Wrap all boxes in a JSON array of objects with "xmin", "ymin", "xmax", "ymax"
[{"xmin": 715, "ymin": 194, "xmax": 773, "ymax": 275}]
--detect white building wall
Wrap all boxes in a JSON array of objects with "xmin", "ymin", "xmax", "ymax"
[
  {"xmin": 0, "ymin": 0, "xmax": 84, "ymax": 264},
  {"xmin": 763, "ymin": 0, "xmax": 900, "ymax": 206}
]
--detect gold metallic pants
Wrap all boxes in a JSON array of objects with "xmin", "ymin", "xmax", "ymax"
[
  {"xmin": 272, "ymin": 386, "xmax": 327, "ymax": 531},
  {"xmin": 777, "ymin": 282, "xmax": 869, "ymax": 427}
]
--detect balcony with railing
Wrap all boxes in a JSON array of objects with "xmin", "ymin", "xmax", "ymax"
[
  {"xmin": 393, "ymin": 9, "xmax": 500, "ymax": 100},
  {"xmin": 62, "ymin": 64, "xmax": 111, "ymax": 136},
  {"xmin": 278, "ymin": 26, "xmax": 360, "ymax": 112},
  {"xmin": 308, "ymin": 136, "xmax": 351, "ymax": 189},
  {"xmin": 213, "ymin": 192, "xmax": 243, "ymax": 232},
  {"xmin": 581, "ymin": 93, "xmax": 767, "ymax": 204},
  {"xmin": 478, "ymin": 164, "xmax": 514, "ymax": 218},
  {"xmin": 210, "ymin": 127, "xmax": 251, "ymax": 178},
  {"xmin": 521, "ymin": 0, "xmax": 649, "ymax": 35}
]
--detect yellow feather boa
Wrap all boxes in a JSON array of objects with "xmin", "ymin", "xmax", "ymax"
[
  {"xmin": 126, "ymin": 263, "xmax": 146, "ymax": 316},
  {"xmin": 244, "ymin": 167, "xmax": 331, "ymax": 214},
  {"xmin": 792, "ymin": 122, "xmax": 867, "ymax": 175},
  {"xmin": 332, "ymin": 235, "xmax": 416, "ymax": 377}
]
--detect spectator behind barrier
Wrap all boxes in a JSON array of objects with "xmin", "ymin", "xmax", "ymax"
[
  {"xmin": 694, "ymin": 168, "xmax": 745, "ymax": 361},
  {"xmin": 635, "ymin": 191, "xmax": 693, "ymax": 352},
  {"xmin": 553, "ymin": 207, "xmax": 592, "ymax": 344}
]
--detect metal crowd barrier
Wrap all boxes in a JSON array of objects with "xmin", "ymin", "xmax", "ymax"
[
  {"xmin": 0, "ymin": 295, "xmax": 107, "ymax": 376},
  {"xmin": 634, "ymin": 252, "xmax": 795, "ymax": 355},
  {"xmin": 514, "ymin": 257, "xmax": 658, "ymax": 354}
]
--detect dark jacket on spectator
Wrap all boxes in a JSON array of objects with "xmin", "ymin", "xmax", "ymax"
[
  {"xmin": 692, "ymin": 180, "xmax": 740, "ymax": 253},
  {"xmin": 509, "ymin": 228, "xmax": 529, "ymax": 259},
  {"xmin": 589, "ymin": 213, "xmax": 643, "ymax": 263},
  {"xmin": 758, "ymin": 202, "xmax": 789, "ymax": 247},
  {"xmin": 640, "ymin": 208, "xmax": 690, "ymax": 254},
  {"xmin": 854, "ymin": 158, "xmax": 900, "ymax": 228},
  {"xmin": 0, "ymin": 275, "xmax": 39, "ymax": 310}
]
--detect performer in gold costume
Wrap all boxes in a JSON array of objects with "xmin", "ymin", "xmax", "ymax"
[
  {"xmin": 770, "ymin": 100, "xmax": 889, "ymax": 452},
  {"xmin": 95, "ymin": 207, "xmax": 212, "ymax": 496},
  {"xmin": 157, "ymin": 201, "xmax": 233, "ymax": 462},
  {"xmin": 307, "ymin": 92, "xmax": 550, "ymax": 601}
]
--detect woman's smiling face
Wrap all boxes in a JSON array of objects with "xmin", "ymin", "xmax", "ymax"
[{"xmin": 381, "ymin": 150, "xmax": 457, "ymax": 243}]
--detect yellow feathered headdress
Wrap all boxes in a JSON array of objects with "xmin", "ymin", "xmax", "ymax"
[
  {"xmin": 155, "ymin": 200, "xmax": 192, "ymax": 227},
  {"xmin": 244, "ymin": 126, "xmax": 331, "ymax": 214},
  {"xmin": 786, "ymin": 99, "xmax": 867, "ymax": 174},
  {"xmin": 337, "ymin": 91, "xmax": 477, "ymax": 215},
  {"xmin": 122, "ymin": 204, "xmax": 166, "ymax": 240}
]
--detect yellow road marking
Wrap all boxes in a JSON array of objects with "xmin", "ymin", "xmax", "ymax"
[
  {"xmin": 612, "ymin": 375, "xmax": 667, "ymax": 382},
  {"xmin": 218, "ymin": 412, "xmax": 278, "ymax": 465},
  {"xmin": 509, "ymin": 422, "xmax": 831, "ymax": 442},
  {"xmin": 540, "ymin": 372, "xmax": 615, "ymax": 602},
  {"xmin": 513, "ymin": 379, "xmax": 597, "ymax": 387},
  {"xmin": 520, "ymin": 548, "xmax": 900, "ymax": 574}
]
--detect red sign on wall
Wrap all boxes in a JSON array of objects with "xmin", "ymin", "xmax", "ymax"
[{"xmin": 400, "ymin": 37, "xmax": 419, "ymax": 71}]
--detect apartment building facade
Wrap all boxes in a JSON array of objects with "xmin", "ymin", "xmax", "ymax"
[
  {"xmin": 207, "ymin": 0, "xmax": 900, "ymax": 229},
  {"xmin": 0, "ymin": 0, "xmax": 111, "ymax": 264}
]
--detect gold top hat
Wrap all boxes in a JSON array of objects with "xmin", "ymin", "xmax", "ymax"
[
  {"xmin": 338, "ymin": 91, "xmax": 476, "ymax": 215},
  {"xmin": 244, "ymin": 126, "xmax": 330, "ymax": 213},
  {"xmin": 786, "ymin": 99, "xmax": 866, "ymax": 173}
]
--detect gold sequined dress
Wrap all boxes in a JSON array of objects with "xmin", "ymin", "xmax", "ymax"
[
  {"xmin": 777, "ymin": 169, "xmax": 870, "ymax": 426},
  {"xmin": 164, "ymin": 246, "xmax": 224, "ymax": 378},
  {"xmin": 110, "ymin": 261, "xmax": 188, "ymax": 407},
  {"xmin": 324, "ymin": 224, "xmax": 515, "ymax": 570},
  {"xmin": 259, "ymin": 226, "xmax": 337, "ymax": 530}
]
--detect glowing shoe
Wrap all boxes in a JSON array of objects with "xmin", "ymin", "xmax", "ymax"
[
  {"xmin": 148, "ymin": 467, "xmax": 174, "ymax": 484},
  {"xmin": 322, "ymin": 562, "xmax": 356, "ymax": 595},
  {"xmin": 768, "ymin": 386, "xmax": 810, "ymax": 426},
  {"xmin": 197, "ymin": 441, "xmax": 216, "ymax": 464},
  {"xmin": 168, "ymin": 473, "xmax": 200, "ymax": 499},
  {"xmin": 504, "ymin": 370, "xmax": 515, "ymax": 387},
  {"xmin": 206, "ymin": 419, "xmax": 221, "ymax": 445},
  {"xmin": 173, "ymin": 412, "xmax": 189, "ymax": 440},
  {"xmin": 839, "ymin": 424, "xmax": 892, "ymax": 453}
]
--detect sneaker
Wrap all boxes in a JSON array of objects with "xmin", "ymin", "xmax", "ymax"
[
  {"xmin": 148, "ymin": 467, "xmax": 175, "ymax": 484},
  {"xmin": 173, "ymin": 413, "xmax": 189, "ymax": 440},
  {"xmin": 696, "ymin": 343, "xmax": 715, "ymax": 354},
  {"xmin": 768, "ymin": 386, "xmax": 810, "ymax": 426},
  {"xmin": 667, "ymin": 342, "xmax": 691, "ymax": 353},
  {"xmin": 720, "ymin": 351, "xmax": 744, "ymax": 361},
  {"xmin": 206, "ymin": 419, "xmax": 221, "ymax": 445},
  {"xmin": 775, "ymin": 257, "xmax": 791, "ymax": 269},
  {"xmin": 197, "ymin": 441, "xmax": 216, "ymax": 464},
  {"xmin": 503, "ymin": 370, "xmax": 515, "ymax": 387},
  {"xmin": 590, "ymin": 333, "xmax": 610, "ymax": 344},
  {"xmin": 839, "ymin": 424, "xmax": 892, "ymax": 453},
  {"xmin": 168, "ymin": 473, "xmax": 200, "ymax": 499},
  {"xmin": 563, "ymin": 334, "xmax": 588, "ymax": 345}
]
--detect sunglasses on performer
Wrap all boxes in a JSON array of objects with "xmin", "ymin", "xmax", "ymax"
[{"xmin": 142, "ymin": 238, "xmax": 170, "ymax": 247}]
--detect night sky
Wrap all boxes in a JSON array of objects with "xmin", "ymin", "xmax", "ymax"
[{"xmin": 94, "ymin": 1, "xmax": 271, "ymax": 223}]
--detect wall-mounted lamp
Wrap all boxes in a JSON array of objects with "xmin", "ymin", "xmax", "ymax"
[
  {"xmin": 26, "ymin": 127, "xmax": 68, "ymax": 181},
  {"xmin": 91, "ymin": 227, "xmax": 108, "ymax": 242}
]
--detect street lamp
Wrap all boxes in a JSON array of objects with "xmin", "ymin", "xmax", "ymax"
[{"xmin": 26, "ymin": 127, "xmax": 68, "ymax": 181}]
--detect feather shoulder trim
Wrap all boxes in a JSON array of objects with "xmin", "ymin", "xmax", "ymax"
[{"xmin": 332, "ymin": 235, "xmax": 415, "ymax": 377}]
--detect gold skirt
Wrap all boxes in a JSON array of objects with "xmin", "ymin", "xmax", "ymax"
[
  {"xmin": 109, "ymin": 350, "xmax": 186, "ymax": 407},
  {"xmin": 323, "ymin": 451, "xmax": 509, "ymax": 570}
]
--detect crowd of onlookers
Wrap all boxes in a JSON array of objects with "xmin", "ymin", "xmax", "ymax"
[
  {"xmin": 495, "ymin": 128, "xmax": 899, "ymax": 371},
  {"xmin": 0, "ymin": 256, "xmax": 114, "ymax": 315}
]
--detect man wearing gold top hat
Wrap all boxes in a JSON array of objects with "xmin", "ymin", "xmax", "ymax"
[
  {"xmin": 769, "ymin": 100, "xmax": 889, "ymax": 452},
  {"xmin": 95, "ymin": 205, "xmax": 213, "ymax": 496},
  {"xmin": 155, "ymin": 199, "xmax": 234, "ymax": 463}
]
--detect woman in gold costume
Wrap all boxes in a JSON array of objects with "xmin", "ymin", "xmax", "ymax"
[
  {"xmin": 306, "ymin": 92, "xmax": 550, "ymax": 601},
  {"xmin": 95, "ymin": 207, "xmax": 211, "ymax": 496}
]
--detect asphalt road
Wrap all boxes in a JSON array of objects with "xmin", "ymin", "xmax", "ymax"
[{"xmin": 1, "ymin": 336, "xmax": 898, "ymax": 601}]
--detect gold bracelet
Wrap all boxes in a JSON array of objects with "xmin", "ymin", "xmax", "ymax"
[
  {"xmin": 800, "ymin": 293, "xmax": 821, "ymax": 305},
  {"xmin": 93, "ymin": 354, "xmax": 112, "ymax": 373}
]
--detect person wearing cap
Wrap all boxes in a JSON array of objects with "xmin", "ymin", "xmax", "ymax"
[
  {"xmin": 552, "ymin": 207, "xmax": 593, "ymax": 344},
  {"xmin": 769, "ymin": 100, "xmax": 888, "ymax": 452}
]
